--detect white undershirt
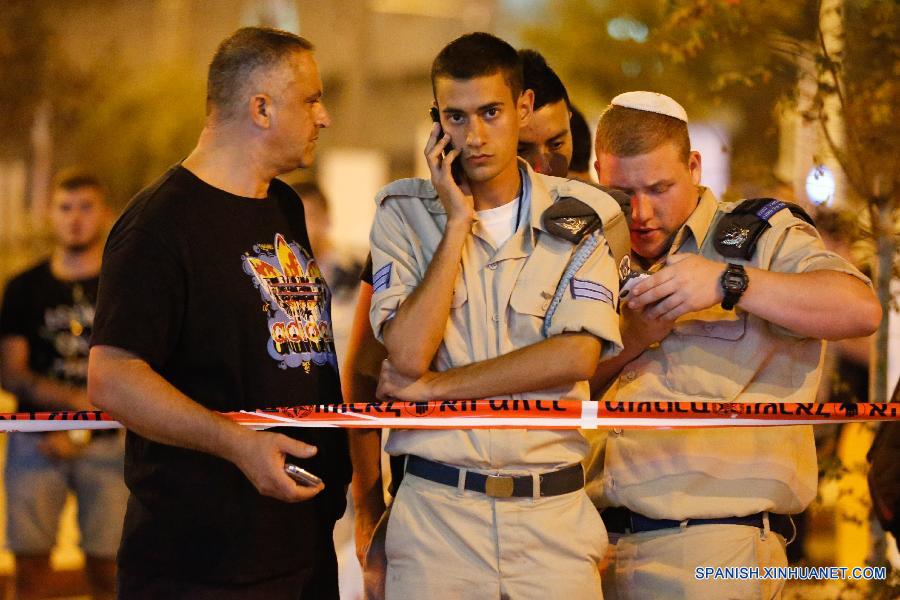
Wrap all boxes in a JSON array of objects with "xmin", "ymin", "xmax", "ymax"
[{"xmin": 475, "ymin": 197, "xmax": 520, "ymax": 249}]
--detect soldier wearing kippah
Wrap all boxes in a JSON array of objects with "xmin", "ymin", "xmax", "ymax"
[{"xmin": 587, "ymin": 91, "xmax": 881, "ymax": 599}]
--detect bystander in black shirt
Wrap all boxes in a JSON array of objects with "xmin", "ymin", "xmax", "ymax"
[
  {"xmin": 91, "ymin": 164, "xmax": 351, "ymax": 584},
  {"xmin": 0, "ymin": 262, "xmax": 97, "ymax": 411}
]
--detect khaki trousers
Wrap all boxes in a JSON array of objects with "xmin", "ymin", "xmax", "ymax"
[
  {"xmin": 384, "ymin": 472, "xmax": 607, "ymax": 600},
  {"xmin": 604, "ymin": 523, "xmax": 788, "ymax": 600}
]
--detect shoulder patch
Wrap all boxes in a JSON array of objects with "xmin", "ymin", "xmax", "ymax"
[
  {"xmin": 713, "ymin": 197, "xmax": 815, "ymax": 259},
  {"xmin": 542, "ymin": 197, "xmax": 600, "ymax": 243},
  {"xmin": 540, "ymin": 180, "xmax": 630, "ymax": 265},
  {"xmin": 375, "ymin": 178, "xmax": 437, "ymax": 206}
]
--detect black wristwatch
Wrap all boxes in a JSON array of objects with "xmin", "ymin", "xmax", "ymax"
[{"xmin": 720, "ymin": 263, "xmax": 748, "ymax": 310}]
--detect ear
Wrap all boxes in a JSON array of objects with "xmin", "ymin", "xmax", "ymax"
[
  {"xmin": 518, "ymin": 89, "xmax": 534, "ymax": 126},
  {"xmin": 688, "ymin": 150, "xmax": 702, "ymax": 186},
  {"xmin": 593, "ymin": 159, "xmax": 601, "ymax": 183},
  {"xmin": 249, "ymin": 94, "xmax": 272, "ymax": 128}
]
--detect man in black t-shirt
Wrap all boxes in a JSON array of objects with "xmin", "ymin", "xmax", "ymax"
[
  {"xmin": 0, "ymin": 170, "xmax": 124, "ymax": 600},
  {"xmin": 88, "ymin": 27, "xmax": 350, "ymax": 599}
]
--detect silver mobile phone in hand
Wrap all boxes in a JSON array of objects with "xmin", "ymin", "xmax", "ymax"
[{"xmin": 284, "ymin": 463, "xmax": 323, "ymax": 487}]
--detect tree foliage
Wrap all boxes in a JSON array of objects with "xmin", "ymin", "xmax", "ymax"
[
  {"xmin": 0, "ymin": 1, "xmax": 205, "ymax": 205},
  {"xmin": 523, "ymin": 0, "xmax": 819, "ymax": 188}
]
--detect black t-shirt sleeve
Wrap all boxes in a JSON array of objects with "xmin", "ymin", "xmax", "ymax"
[
  {"xmin": 0, "ymin": 275, "xmax": 30, "ymax": 338},
  {"xmin": 360, "ymin": 252, "xmax": 373, "ymax": 285},
  {"xmin": 91, "ymin": 226, "xmax": 185, "ymax": 369}
]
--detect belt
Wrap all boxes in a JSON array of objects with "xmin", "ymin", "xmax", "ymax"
[
  {"xmin": 602, "ymin": 506, "xmax": 794, "ymax": 540},
  {"xmin": 404, "ymin": 454, "xmax": 584, "ymax": 498}
]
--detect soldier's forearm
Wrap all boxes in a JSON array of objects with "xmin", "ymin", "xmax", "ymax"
[
  {"xmin": 427, "ymin": 333, "xmax": 601, "ymax": 400},
  {"xmin": 383, "ymin": 219, "xmax": 471, "ymax": 377},
  {"xmin": 738, "ymin": 268, "xmax": 881, "ymax": 340}
]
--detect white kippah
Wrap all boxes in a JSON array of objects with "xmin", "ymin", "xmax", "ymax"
[{"xmin": 610, "ymin": 91, "xmax": 688, "ymax": 123}]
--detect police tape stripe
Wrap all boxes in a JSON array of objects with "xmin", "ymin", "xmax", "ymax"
[
  {"xmin": 0, "ymin": 400, "xmax": 896, "ymax": 433},
  {"xmin": 580, "ymin": 400, "xmax": 599, "ymax": 429}
]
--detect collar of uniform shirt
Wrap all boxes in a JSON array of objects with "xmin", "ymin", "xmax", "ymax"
[
  {"xmin": 421, "ymin": 157, "xmax": 552, "ymax": 241},
  {"xmin": 522, "ymin": 158, "xmax": 555, "ymax": 236},
  {"xmin": 668, "ymin": 186, "xmax": 718, "ymax": 257},
  {"xmin": 479, "ymin": 161, "xmax": 542, "ymax": 264}
]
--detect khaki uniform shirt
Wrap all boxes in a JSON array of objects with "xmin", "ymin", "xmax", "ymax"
[
  {"xmin": 599, "ymin": 188, "xmax": 870, "ymax": 519},
  {"xmin": 370, "ymin": 161, "xmax": 624, "ymax": 472}
]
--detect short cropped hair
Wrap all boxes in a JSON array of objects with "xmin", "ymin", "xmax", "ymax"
[
  {"xmin": 596, "ymin": 104, "xmax": 691, "ymax": 162},
  {"xmin": 52, "ymin": 168, "xmax": 105, "ymax": 195},
  {"xmin": 207, "ymin": 27, "xmax": 314, "ymax": 119},
  {"xmin": 519, "ymin": 49, "xmax": 569, "ymax": 111},
  {"xmin": 431, "ymin": 33, "xmax": 523, "ymax": 101},
  {"xmin": 569, "ymin": 106, "xmax": 591, "ymax": 173}
]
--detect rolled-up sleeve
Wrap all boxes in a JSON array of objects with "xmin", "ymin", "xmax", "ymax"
[
  {"xmin": 545, "ymin": 236, "xmax": 623, "ymax": 359},
  {"xmin": 369, "ymin": 200, "xmax": 421, "ymax": 342},
  {"xmin": 762, "ymin": 218, "xmax": 871, "ymax": 285}
]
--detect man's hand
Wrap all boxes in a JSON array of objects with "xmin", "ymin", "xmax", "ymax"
[
  {"xmin": 376, "ymin": 358, "xmax": 438, "ymax": 401},
  {"xmin": 626, "ymin": 254, "xmax": 726, "ymax": 320},
  {"xmin": 37, "ymin": 431, "xmax": 86, "ymax": 460},
  {"xmin": 425, "ymin": 123, "xmax": 474, "ymax": 225},
  {"xmin": 227, "ymin": 429, "xmax": 324, "ymax": 503},
  {"xmin": 621, "ymin": 304, "xmax": 676, "ymax": 350},
  {"xmin": 68, "ymin": 389, "xmax": 96, "ymax": 412}
]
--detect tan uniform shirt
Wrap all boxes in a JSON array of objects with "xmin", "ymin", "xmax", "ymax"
[
  {"xmin": 370, "ymin": 161, "xmax": 624, "ymax": 472},
  {"xmin": 600, "ymin": 188, "xmax": 870, "ymax": 519}
]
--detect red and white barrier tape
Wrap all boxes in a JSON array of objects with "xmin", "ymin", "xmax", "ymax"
[{"xmin": 0, "ymin": 400, "xmax": 897, "ymax": 433}]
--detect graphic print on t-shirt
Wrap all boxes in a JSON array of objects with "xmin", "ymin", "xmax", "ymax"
[
  {"xmin": 243, "ymin": 233, "xmax": 337, "ymax": 371},
  {"xmin": 40, "ymin": 283, "xmax": 94, "ymax": 385}
]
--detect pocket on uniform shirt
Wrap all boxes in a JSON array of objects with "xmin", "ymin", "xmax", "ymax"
[
  {"xmin": 509, "ymin": 280, "xmax": 553, "ymax": 318},
  {"xmin": 663, "ymin": 309, "xmax": 749, "ymax": 399}
]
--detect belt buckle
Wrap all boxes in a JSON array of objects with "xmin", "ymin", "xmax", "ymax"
[{"xmin": 485, "ymin": 474, "xmax": 514, "ymax": 498}]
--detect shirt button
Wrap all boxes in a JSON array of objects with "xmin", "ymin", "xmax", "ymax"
[
  {"xmin": 487, "ymin": 262, "xmax": 498, "ymax": 270},
  {"xmin": 492, "ymin": 314, "xmax": 501, "ymax": 322},
  {"xmin": 624, "ymin": 370, "xmax": 636, "ymax": 381},
  {"xmin": 613, "ymin": 428, "xmax": 623, "ymax": 436},
  {"xmin": 703, "ymin": 323, "xmax": 715, "ymax": 332},
  {"xmin": 541, "ymin": 300, "xmax": 550, "ymax": 311}
]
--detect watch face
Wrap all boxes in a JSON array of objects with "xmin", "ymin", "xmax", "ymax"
[{"xmin": 723, "ymin": 266, "xmax": 748, "ymax": 292}]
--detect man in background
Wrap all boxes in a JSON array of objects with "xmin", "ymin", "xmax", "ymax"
[
  {"xmin": 0, "ymin": 170, "xmax": 123, "ymax": 600},
  {"xmin": 517, "ymin": 48, "xmax": 573, "ymax": 178},
  {"xmin": 568, "ymin": 106, "xmax": 593, "ymax": 181}
]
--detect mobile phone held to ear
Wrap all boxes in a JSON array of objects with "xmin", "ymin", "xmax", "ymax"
[
  {"xmin": 429, "ymin": 106, "xmax": 463, "ymax": 183},
  {"xmin": 284, "ymin": 463, "xmax": 323, "ymax": 487}
]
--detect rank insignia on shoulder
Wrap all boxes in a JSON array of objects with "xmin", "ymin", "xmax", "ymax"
[
  {"xmin": 542, "ymin": 197, "xmax": 600, "ymax": 244},
  {"xmin": 570, "ymin": 277, "xmax": 614, "ymax": 305},
  {"xmin": 713, "ymin": 198, "xmax": 816, "ymax": 260},
  {"xmin": 373, "ymin": 262, "xmax": 392, "ymax": 292}
]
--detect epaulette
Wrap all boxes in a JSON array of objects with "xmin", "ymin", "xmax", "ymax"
[
  {"xmin": 714, "ymin": 198, "xmax": 816, "ymax": 260},
  {"xmin": 374, "ymin": 178, "xmax": 437, "ymax": 205},
  {"xmin": 541, "ymin": 181, "xmax": 630, "ymax": 268}
]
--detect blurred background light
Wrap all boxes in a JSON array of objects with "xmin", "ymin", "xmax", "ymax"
[{"xmin": 805, "ymin": 164, "xmax": 836, "ymax": 206}]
